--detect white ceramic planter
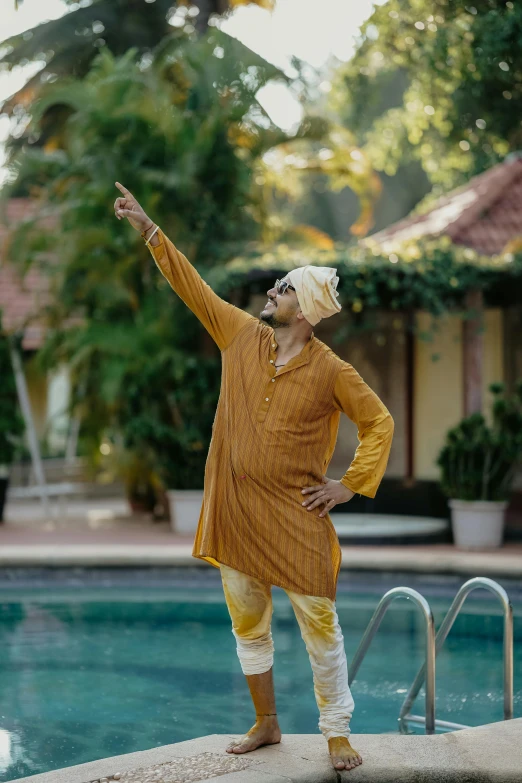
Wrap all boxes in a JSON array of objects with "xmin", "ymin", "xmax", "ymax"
[
  {"xmin": 449, "ymin": 499, "xmax": 508, "ymax": 549},
  {"xmin": 166, "ymin": 489, "xmax": 204, "ymax": 534}
]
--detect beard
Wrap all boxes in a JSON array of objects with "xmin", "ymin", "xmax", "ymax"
[{"xmin": 259, "ymin": 310, "xmax": 291, "ymax": 328}]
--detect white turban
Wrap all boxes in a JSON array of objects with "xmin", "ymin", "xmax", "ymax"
[{"xmin": 286, "ymin": 265, "xmax": 342, "ymax": 327}]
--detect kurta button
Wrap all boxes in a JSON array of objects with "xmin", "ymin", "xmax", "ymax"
[
  {"xmin": 265, "ymin": 397, "xmax": 269, "ymax": 401},
  {"xmin": 270, "ymin": 360, "xmax": 274, "ymax": 364},
  {"xmin": 271, "ymin": 378, "xmax": 275, "ymax": 382},
  {"xmin": 272, "ymin": 344, "xmax": 275, "ymax": 348}
]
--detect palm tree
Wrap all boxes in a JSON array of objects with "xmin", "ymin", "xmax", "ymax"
[
  {"xmin": 5, "ymin": 31, "xmax": 287, "ymax": 253},
  {"xmin": 4, "ymin": 0, "xmax": 275, "ymax": 116},
  {"xmin": 4, "ymin": 36, "xmax": 284, "ymax": 491}
]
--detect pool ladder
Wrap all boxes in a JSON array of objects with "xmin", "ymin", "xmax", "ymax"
[{"xmin": 347, "ymin": 576, "xmax": 514, "ymax": 734}]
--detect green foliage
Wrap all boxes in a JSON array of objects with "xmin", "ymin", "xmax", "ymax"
[
  {"xmin": 437, "ymin": 383, "xmax": 522, "ymax": 501},
  {"xmin": 3, "ymin": 34, "xmax": 285, "ymax": 257},
  {"xmin": 91, "ymin": 344, "xmax": 220, "ymax": 492},
  {"xmin": 0, "ymin": 318, "xmax": 25, "ymax": 467},
  {"xmin": 3, "ymin": 16, "xmax": 383, "ymax": 490},
  {"xmin": 4, "ymin": 1, "xmax": 275, "ymax": 119},
  {"xmin": 2, "ymin": 35, "xmax": 314, "ymax": 490},
  {"xmin": 332, "ymin": 0, "xmax": 522, "ymax": 190},
  {"xmin": 38, "ymin": 305, "xmax": 220, "ymax": 488},
  {"xmin": 3, "ymin": 0, "xmax": 183, "ymax": 119},
  {"xmin": 116, "ymin": 350, "xmax": 221, "ymax": 490},
  {"xmin": 209, "ymin": 234, "xmax": 522, "ymax": 319}
]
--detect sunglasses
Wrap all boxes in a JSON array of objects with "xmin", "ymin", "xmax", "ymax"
[{"xmin": 274, "ymin": 279, "xmax": 296, "ymax": 295}]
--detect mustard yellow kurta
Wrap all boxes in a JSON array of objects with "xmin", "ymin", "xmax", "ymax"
[{"xmin": 149, "ymin": 229, "xmax": 394, "ymax": 599}]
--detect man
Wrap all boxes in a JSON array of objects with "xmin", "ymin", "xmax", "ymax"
[{"xmin": 114, "ymin": 182, "xmax": 394, "ymax": 772}]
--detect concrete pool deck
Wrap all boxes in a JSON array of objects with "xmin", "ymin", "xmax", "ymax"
[
  {"xmin": 1, "ymin": 536, "xmax": 522, "ymax": 579},
  {"xmin": 9, "ymin": 719, "xmax": 522, "ymax": 783},
  {"xmin": 1, "ymin": 496, "xmax": 522, "ymax": 577}
]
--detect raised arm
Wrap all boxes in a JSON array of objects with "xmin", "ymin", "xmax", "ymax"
[
  {"xmin": 114, "ymin": 182, "xmax": 255, "ymax": 351},
  {"xmin": 146, "ymin": 227, "xmax": 255, "ymax": 351},
  {"xmin": 333, "ymin": 362, "xmax": 394, "ymax": 498}
]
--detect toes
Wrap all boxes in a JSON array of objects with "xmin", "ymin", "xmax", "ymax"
[
  {"xmin": 342, "ymin": 756, "xmax": 361, "ymax": 770},
  {"xmin": 333, "ymin": 759, "xmax": 345, "ymax": 770}
]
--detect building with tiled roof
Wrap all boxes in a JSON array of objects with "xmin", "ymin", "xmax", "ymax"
[
  {"xmin": 368, "ymin": 152, "xmax": 522, "ymax": 256},
  {"xmin": 363, "ymin": 154, "xmax": 522, "ymax": 533}
]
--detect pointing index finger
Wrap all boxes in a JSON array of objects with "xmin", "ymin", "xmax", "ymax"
[{"xmin": 115, "ymin": 181, "xmax": 132, "ymax": 197}]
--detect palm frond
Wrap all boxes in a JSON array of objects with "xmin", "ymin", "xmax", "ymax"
[{"xmin": 2, "ymin": 0, "xmax": 177, "ymax": 115}]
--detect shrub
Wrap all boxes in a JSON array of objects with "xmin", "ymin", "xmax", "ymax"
[{"xmin": 437, "ymin": 383, "xmax": 522, "ymax": 501}]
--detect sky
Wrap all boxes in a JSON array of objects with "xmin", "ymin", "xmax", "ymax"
[{"xmin": 0, "ymin": 0, "xmax": 385, "ymax": 184}]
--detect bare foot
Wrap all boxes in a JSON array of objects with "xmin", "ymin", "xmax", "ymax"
[
  {"xmin": 226, "ymin": 716, "xmax": 282, "ymax": 754},
  {"xmin": 328, "ymin": 736, "xmax": 362, "ymax": 771}
]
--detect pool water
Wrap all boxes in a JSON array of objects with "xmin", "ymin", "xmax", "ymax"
[{"xmin": 0, "ymin": 569, "xmax": 520, "ymax": 782}]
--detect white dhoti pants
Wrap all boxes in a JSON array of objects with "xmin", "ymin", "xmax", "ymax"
[{"xmin": 220, "ymin": 563, "xmax": 355, "ymax": 740}]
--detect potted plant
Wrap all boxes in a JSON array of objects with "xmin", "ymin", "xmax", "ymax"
[
  {"xmin": 107, "ymin": 406, "xmax": 210, "ymax": 532},
  {"xmin": 125, "ymin": 359, "xmax": 218, "ymax": 533},
  {"xmin": 97, "ymin": 439, "xmax": 163, "ymax": 515},
  {"xmin": 98, "ymin": 348, "xmax": 219, "ymax": 532},
  {"xmin": 158, "ymin": 429, "xmax": 207, "ymax": 534},
  {"xmin": 0, "ymin": 326, "xmax": 25, "ymax": 523},
  {"xmin": 437, "ymin": 382, "xmax": 522, "ymax": 548}
]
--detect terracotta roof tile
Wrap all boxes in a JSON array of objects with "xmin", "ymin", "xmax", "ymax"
[{"xmin": 367, "ymin": 154, "xmax": 522, "ymax": 255}]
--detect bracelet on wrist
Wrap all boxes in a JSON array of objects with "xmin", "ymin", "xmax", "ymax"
[
  {"xmin": 140, "ymin": 222, "xmax": 154, "ymax": 238},
  {"xmin": 145, "ymin": 225, "xmax": 160, "ymax": 246}
]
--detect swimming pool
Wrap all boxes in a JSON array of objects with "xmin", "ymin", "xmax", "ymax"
[{"xmin": 0, "ymin": 568, "xmax": 520, "ymax": 782}]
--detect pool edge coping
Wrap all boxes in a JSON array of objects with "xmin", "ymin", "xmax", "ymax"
[
  {"xmin": 6, "ymin": 719, "xmax": 522, "ymax": 783},
  {"xmin": 0, "ymin": 546, "xmax": 522, "ymax": 579}
]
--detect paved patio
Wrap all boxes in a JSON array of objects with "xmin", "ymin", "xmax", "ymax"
[{"xmin": 1, "ymin": 496, "xmax": 522, "ymax": 576}]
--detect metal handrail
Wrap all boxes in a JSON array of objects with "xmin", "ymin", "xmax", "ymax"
[
  {"xmin": 348, "ymin": 587, "xmax": 436, "ymax": 734},
  {"xmin": 398, "ymin": 577, "xmax": 513, "ymax": 734}
]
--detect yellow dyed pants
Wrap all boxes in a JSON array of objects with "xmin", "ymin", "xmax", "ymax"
[{"xmin": 220, "ymin": 563, "xmax": 355, "ymax": 740}]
